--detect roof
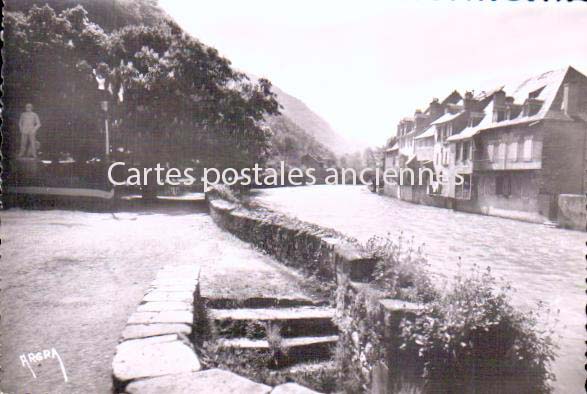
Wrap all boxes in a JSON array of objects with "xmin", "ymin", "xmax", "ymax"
[
  {"xmin": 431, "ymin": 111, "xmax": 465, "ymax": 125},
  {"xmin": 405, "ymin": 154, "xmax": 417, "ymax": 166},
  {"xmin": 415, "ymin": 125, "xmax": 436, "ymax": 140},
  {"xmin": 448, "ymin": 67, "xmax": 577, "ymax": 142},
  {"xmin": 447, "ymin": 101, "xmax": 494, "ymax": 142},
  {"xmin": 385, "ymin": 142, "xmax": 399, "ymax": 152}
]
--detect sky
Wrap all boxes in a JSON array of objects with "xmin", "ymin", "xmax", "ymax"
[{"xmin": 159, "ymin": 0, "xmax": 587, "ymax": 147}]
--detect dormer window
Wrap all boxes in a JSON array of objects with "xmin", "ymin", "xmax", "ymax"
[
  {"xmin": 493, "ymin": 109, "xmax": 506, "ymax": 122},
  {"xmin": 528, "ymin": 102, "xmax": 541, "ymax": 116},
  {"xmin": 523, "ymin": 98, "xmax": 543, "ymax": 117},
  {"xmin": 468, "ymin": 113, "xmax": 483, "ymax": 127}
]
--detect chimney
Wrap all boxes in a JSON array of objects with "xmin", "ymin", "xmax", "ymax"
[
  {"xmin": 463, "ymin": 91, "xmax": 476, "ymax": 112},
  {"xmin": 492, "ymin": 90, "xmax": 507, "ymax": 122},
  {"xmin": 493, "ymin": 90, "xmax": 506, "ymax": 108},
  {"xmin": 429, "ymin": 98, "xmax": 443, "ymax": 121},
  {"xmin": 414, "ymin": 109, "xmax": 428, "ymax": 130},
  {"xmin": 563, "ymin": 82, "xmax": 579, "ymax": 117},
  {"xmin": 505, "ymin": 96, "xmax": 515, "ymax": 120}
]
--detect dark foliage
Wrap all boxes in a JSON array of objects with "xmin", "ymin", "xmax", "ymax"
[{"xmin": 3, "ymin": 3, "xmax": 280, "ymax": 171}]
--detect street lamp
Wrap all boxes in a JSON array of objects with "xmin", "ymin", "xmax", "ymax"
[{"xmin": 100, "ymin": 100, "xmax": 109, "ymax": 158}]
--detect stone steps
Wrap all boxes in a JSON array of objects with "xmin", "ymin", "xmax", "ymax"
[
  {"xmin": 272, "ymin": 360, "xmax": 337, "ymax": 389},
  {"xmin": 217, "ymin": 335, "xmax": 339, "ymax": 350},
  {"xmin": 216, "ymin": 335, "xmax": 338, "ymax": 368},
  {"xmin": 204, "ymin": 296, "xmax": 323, "ymax": 309},
  {"xmin": 202, "ymin": 285, "xmax": 337, "ymax": 388},
  {"xmin": 543, "ymin": 219, "xmax": 559, "ymax": 228},
  {"xmin": 208, "ymin": 306, "xmax": 337, "ymax": 338},
  {"xmin": 281, "ymin": 360, "xmax": 337, "ymax": 376}
]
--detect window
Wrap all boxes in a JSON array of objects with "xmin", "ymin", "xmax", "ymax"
[
  {"xmin": 498, "ymin": 142, "xmax": 506, "ymax": 160},
  {"xmin": 508, "ymin": 141, "xmax": 518, "ymax": 162},
  {"xmin": 468, "ymin": 115, "xmax": 482, "ymax": 128},
  {"xmin": 496, "ymin": 175, "xmax": 511, "ymax": 197},
  {"xmin": 463, "ymin": 142, "xmax": 470, "ymax": 161},
  {"xmin": 456, "ymin": 174, "xmax": 472, "ymax": 199},
  {"xmin": 493, "ymin": 110, "xmax": 506, "ymax": 122},
  {"xmin": 523, "ymin": 136, "xmax": 533, "ymax": 161},
  {"xmin": 443, "ymin": 149, "xmax": 449, "ymax": 165},
  {"xmin": 456, "ymin": 143, "xmax": 462, "ymax": 161},
  {"xmin": 528, "ymin": 103, "xmax": 541, "ymax": 116},
  {"xmin": 487, "ymin": 143, "xmax": 494, "ymax": 162}
]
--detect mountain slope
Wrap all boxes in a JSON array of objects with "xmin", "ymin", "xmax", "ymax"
[
  {"xmin": 6, "ymin": 0, "xmax": 173, "ymax": 32},
  {"xmin": 269, "ymin": 84, "xmax": 355, "ymax": 155}
]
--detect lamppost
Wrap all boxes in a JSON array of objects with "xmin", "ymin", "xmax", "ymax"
[{"xmin": 100, "ymin": 100, "xmax": 109, "ymax": 158}]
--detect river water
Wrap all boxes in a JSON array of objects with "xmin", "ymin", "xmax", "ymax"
[{"xmin": 252, "ymin": 185, "xmax": 585, "ymax": 393}]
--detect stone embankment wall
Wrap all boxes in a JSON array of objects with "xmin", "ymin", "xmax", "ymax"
[
  {"xmin": 206, "ymin": 187, "xmax": 378, "ymax": 283},
  {"xmin": 207, "ymin": 186, "xmax": 425, "ymax": 393},
  {"xmin": 557, "ymin": 194, "xmax": 586, "ymax": 231}
]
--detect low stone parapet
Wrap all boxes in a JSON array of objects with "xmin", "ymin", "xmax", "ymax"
[
  {"xmin": 123, "ymin": 369, "xmax": 272, "ymax": 394},
  {"xmin": 335, "ymin": 278, "xmax": 425, "ymax": 393},
  {"xmin": 558, "ymin": 194, "xmax": 586, "ymax": 231},
  {"xmin": 112, "ymin": 265, "xmax": 202, "ymax": 392},
  {"xmin": 207, "ymin": 190, "xmax": 377, "ymax": 283}
]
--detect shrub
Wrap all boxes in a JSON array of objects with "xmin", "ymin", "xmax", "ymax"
[
  {"xmin": 366, "ymin": 233, "xmax": 437, "ymax": 303},
  {"xmin": 399, "ymin": 264, "xmax": 557, "ymax": 393},
  {"xmin": 207, "ymin": 184, "xmax": 241, "ymax": 203}
]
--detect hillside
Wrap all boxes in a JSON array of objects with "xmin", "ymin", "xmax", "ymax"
[
  {"xmin": 5, "ymin": 0, "xmax": 174, "ymax": 32},
  {"xmin": 268, "ymin": 84, "xmax": 356, "ymax": 155}
]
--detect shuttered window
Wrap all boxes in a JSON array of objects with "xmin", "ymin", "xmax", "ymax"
[
  {"xmin": 508, "ymin": 141, "xmax": 518, "ymax": 162},
  {"xmin": 523, "ymin": 137, "xmax": 533, "ymax": 161},
  {"xmin": 498, "ymin": 142, "xmax": 506, "ymax": 160}
]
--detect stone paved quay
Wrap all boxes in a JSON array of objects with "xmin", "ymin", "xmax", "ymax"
[
  {"xmin": 1, "ymin": 205, "xmax": 319, "ymax": 394},
  {"xmin": 252, "ymin": 185, "xmax": 585, "ymax": 394}
]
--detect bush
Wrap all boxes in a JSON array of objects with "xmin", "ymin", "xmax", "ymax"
[
  {"xmin": 208, "ymin": 184, "xmax": 241, "ymax": 204},
  {"xmin": 366, "ymin": 233, "xmax": 437, "ymax": 303},
  {"xmin": 399, "ymin": 264, "xmax": 557, "ymax": 393}
]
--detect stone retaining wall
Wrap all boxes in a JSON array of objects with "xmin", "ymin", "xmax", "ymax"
[
  {"xmin": 207, "ymin": 189, "xmax": 377, "ymax": 283},
  {"xmin": 207, "ymin": 188, "xmax": 428, "ymax": 393},
  {"xmin": 335, "ymin": 279, "xmax": 424, "ymax": 394}
]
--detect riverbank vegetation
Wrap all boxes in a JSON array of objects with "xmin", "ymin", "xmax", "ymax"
[
  {"xmin": 356, "ymin": 234, "xmax": 558, "ymax": 393},
  {"xmin": 209, "ymin": 188, "xmax": 557, "ymax": 393}
]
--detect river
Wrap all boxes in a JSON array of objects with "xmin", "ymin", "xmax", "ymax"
[{"xmin": 252, "ymin": 185, "xmax": 585, "ymax": 394}]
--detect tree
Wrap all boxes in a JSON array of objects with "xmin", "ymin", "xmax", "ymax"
[
  {"xmin": 107, "ymin": 24, "xmax": 279, "ymax": 170},
  {"xmin": 4, "ymin": 4, "xmax": 281, "ymax": 194},
  {"xmin": 3, "ymin": 5, "xmax": 109, "ymax": 158}
]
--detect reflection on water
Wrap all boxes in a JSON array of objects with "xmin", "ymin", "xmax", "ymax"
[{"xmin": 253, "ymin": 185, "xmax": 585, "ymax": 394}]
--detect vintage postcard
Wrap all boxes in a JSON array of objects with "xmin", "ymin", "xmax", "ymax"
[{"xmin": 1, "ymin": 1, "xmax": 585, "ymax": 393}]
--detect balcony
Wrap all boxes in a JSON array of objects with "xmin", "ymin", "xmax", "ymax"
[
  {"xmin": 474, "ymin": 157, "xmax": 541, "ymax": 171},
  {"xmin": 455, "ymin": 188, "xmax": 471, "ymax": 200},
  {"xmin": 454, "ymin": 159, "xmax": 474, "ymax": 174}
]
